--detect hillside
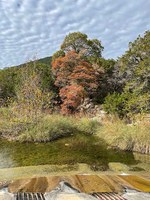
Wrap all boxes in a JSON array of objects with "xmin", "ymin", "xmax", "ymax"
[{"xmin": 0, "ymin": 56, "xmax": 53, "ymax": 102}]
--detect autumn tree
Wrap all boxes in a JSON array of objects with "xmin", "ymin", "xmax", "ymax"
[
  {"xmin": 60, "ymin": 85, "xmax": 85, "ymax": 114},
  {"xmin": 52, "ymin": 50, "xmax": 65, "ymax": 62},
  {"xmin": 51, "ymin": 32, "xmax": 104, "ymax": 114},
  {"xmin": 52, "ymin": 51, "xmax": 98, "ymax": 114}
]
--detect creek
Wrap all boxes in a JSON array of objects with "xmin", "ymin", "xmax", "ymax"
[{"xmin": 0, "ymin": 134, "xmax": 149, "ymax": 171}]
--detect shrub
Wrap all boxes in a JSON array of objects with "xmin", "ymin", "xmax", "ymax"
[
  {"xmin": 103, "ymin": 91, "xmax": 150, "ymax": 118},
  {"xmin": 77, "ymin": 117, "xmax": 100, "ymax": 135},
  {"xmin": 103, "ymin": 92, "xmax": 126, "ymax": 117},
  {"xmin": 19, "ymin": 115, "xmax": 101, "ymax": 142},
  {"xmin": 18, "ymin": 115, "xmax": 77, "ymax": 142}
]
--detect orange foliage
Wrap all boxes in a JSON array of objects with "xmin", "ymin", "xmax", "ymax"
[
  {"xmin": 52, "ymin": 51, "xmax": 81, "ymax": 87},
  {"xmin": 52, "ymin": 51, "xmax": 98, "ymax": 114},
  {"xmin": 60, "ymin": 85, "xmax": 85, "ymax": 114},
  {"xmin": 70, "ymin": 65, "xmax": 97, "ymax": 90}
]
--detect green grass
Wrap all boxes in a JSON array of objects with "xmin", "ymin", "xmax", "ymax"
[
  {"xmin": 96, "ymin": 117, "xmax": 150, "ymax": 153},
  {"xmin": 0, "ymin": 107, "xmax": 100, "ymax": 142},
  {"xmin": 19, "ymin": 115, "xmax": 78, "ymax": 142}
]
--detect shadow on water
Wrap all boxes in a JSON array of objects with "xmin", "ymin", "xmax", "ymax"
[{"xmin": 0, "ymin": 134, "xmax": 145, "ymax": 170}]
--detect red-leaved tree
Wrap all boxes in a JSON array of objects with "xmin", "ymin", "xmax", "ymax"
[
  {"xmin": 60, "ymin": 85, "xmax": 85, "ymax": 114},
  {"xmin": 52, "ymin": 51, "xmax": 98, "ymax": 114}
]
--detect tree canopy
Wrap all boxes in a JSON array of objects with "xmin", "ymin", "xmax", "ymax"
[
  {"xmin": 60, "ymin": 32, "xmax": 104, "ymax": 58},
  {"xmin": 104, "ymin": 31, "xmax": 150, "ymax": 117},
  {"xmin": 52, "ymin": 51, "xmax": 98, "ymax": 114}
]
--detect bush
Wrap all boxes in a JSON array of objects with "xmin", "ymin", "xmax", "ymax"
[
  {"xmin": 77, "ymin": 117, "xmax": 100, "ymax": 135},
  {"xmin": 103, "ymin": 92, "xmax": 150, "ymax": 118},
  {"xmin": 0, "ymin": 110, "xmax": 101, "ymax": 142},
  {"xmin": 103, "ymin": 92, "xmax": 126, "ymax": 117},
  {"xmin": 19, "ymin": 115, "xmax": 101, "ymax": 142},
  {"xmin": 18, "ymin": 115, "xmax": 78, "ymax": 142}
]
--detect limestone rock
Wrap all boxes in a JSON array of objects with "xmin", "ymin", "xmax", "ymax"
[
  {"xmin": 123, "ymin": 189, "xmax": 150, "ymax": 200},
  {"xmin": 77, "ymin": 98, "xmax": 106, "ymax": 119},
  {"xmin": 45, "ymin": 192, "xmax": 97, "ymax": 200},
  {"xmin": 0, "ymin": 192, "xmax": 14, "ymax": 200},
  {"xmin": 109, "ymin": 162, "xmax": 130, "ymax": 172}
]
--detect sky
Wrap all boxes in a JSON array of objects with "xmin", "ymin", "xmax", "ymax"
[{"xmin": 0, "ymin": 0, "xmax": 150, "ymax": 69}]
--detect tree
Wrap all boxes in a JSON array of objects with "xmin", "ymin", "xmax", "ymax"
[
  {"xmin": 52, "ymin": 51, "xmax": 79, "ymax": 88},
  {"xmin": 52, "ymin": 51, "xmax": 98, "ymax": 114},
  {"xmin": 0, "ymin": 56, "xmax": 55, "ymax": 105},
  {"xmin": 104, "ymin": 31, "xmax": 150, "ymax": 117},
  {"xmin": 0, "ymin": 67, "xmax": 20, "ymax": 106},
  {"xmin": 112, "ymin": 31, "xmax": 150, "ymax": 92},
  {"xmin": 51, "ymin": 32, "xmax": 106, "ymax": 114},
  {"xmin": 52, "ymin": 51, "xmax": 98, "ymax": 91},
  {"xmin": 60, "ymin": 32, "xmax": 103, "ymax": 58},
  {"xmin": 92, "ymin": 58, "xmax": 116, "ymax": 103},
  {"xmin": 60, "ymin": 85, "xmax": 85, "ymax": 114},
  {"xmin": 13, "ymin": 68, "xmax": 52, "ymax": 121},
  {"xmin": 52, "ymin": 50, "xmax": 65, "ymax": 62}
]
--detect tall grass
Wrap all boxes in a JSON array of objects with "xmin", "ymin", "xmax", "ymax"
[
  {"xmin": 0, "ymin": 107, "xmax": 100, "ymax": 142},
  {"xmin": 96, "ymin": 116, "xmax": 150, "ymax": 154},
  {"xmin": 0, "ymin": 106, "xmax": 150, "ymax": 154}
]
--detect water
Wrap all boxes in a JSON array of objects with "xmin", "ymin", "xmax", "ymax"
[{"xmin": 0, "ymin": 134, "xmax": 149, "ymax": 171}]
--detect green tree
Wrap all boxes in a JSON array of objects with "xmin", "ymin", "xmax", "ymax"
[
  {"xmin": 52, "ymin": 50, "xmax": 65, "ymax": 62},
  {"xmin": 112, "ymin": 31, "xmax": 150, "ymax": 92},
  {"xmin": 93, "ymin": 58, "xmax": 116, "ymax": 103},
  {"xmin": 0, "ymin": 67, "xmax": 20, "ymax": 104},
  {"xmin": 0, "ymin": 57, "xmax": 56, "ymax": 106},
  {"xmin": 60, "ymin": 32, "xmax": 104, "ymax": 57},
  {"xmin": 104, "ymin": 31, "xmax": 150, "ymax": 117}
]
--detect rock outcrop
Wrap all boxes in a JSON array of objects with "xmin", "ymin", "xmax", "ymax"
[{"xmin": 77, "ymin": 98, "xmax": 106, "ymax": 120}]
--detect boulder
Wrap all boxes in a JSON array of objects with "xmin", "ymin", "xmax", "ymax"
[
  {"xmin": 108, "ymin": 162, "xmax": 130, "ymax": 172},
  {"xmin": 0, "ymin": 192, "xmax": 14, "ymax": 200}
]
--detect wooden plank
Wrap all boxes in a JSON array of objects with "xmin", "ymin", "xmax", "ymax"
[
  {"xmin": 75, "ymin": 175, "xmax": 113, "ymax": 193},
  {"xmin": 8, "ymin": 175, "xmax": 150, "ymax": 194},
  {"xmin": 118, "ymin": 175, "xmax": 150, "ymax": 192},
  {"xmin": 9, "ymin": 176, "xmax": 61, "ymax": 193},
  {"xmin": 99, "ymin": 175, "xmax": 123, "ymax": 193}
]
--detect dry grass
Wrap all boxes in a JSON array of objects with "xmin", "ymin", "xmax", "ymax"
[
  {"xmin": 96, "ymin": 116, "xmax": 150, "ymax": 154},
  {"xmin": 0, "ymin": 107, "xmax": 99, "ymax": 142}
]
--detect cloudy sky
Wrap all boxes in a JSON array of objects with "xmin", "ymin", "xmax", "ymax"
[{"xmin": 0, "ymin": 0, "xmax": 150, "ymax": 69}]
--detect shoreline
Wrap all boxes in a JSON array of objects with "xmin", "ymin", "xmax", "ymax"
[
  {"xmin": 0, "ymin": 134, "xmax": 150, "ymax": 155},
  {"xmin": 0, "ymin": 163, "xmax": 150, "ymax": 182}
]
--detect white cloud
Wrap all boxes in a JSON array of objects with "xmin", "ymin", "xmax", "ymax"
[{"xmin": 0, "ymin": 0, "xmax": 150, "ymax": 68}]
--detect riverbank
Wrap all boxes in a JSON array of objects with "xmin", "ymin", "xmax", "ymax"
[
  {"xmin": 96, "ymin": 117, "xmax": 150, "ymax": 154},
  {"xmin": 0, "ymin": 107, "xmax": 150, "ymax": 154},
  {"xmin": 0, "ymin": 163, "xmax": 150, "ymax": 182}
]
